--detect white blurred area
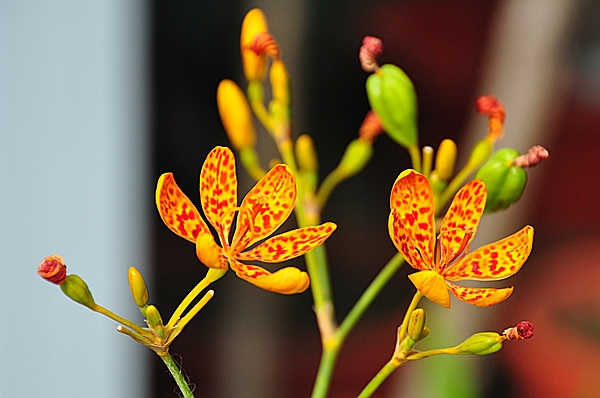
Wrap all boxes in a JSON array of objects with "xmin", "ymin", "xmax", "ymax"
[{"xmin": 0, "ymin": 2, "xmax": 151, "ymax": 397}]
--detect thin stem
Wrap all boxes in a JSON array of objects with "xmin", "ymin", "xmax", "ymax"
[
  {"xmin": 310, "ymin": 344, "xmax": 339, "ymax": 398},
  {"xmin": 357, "ymin": 358, "xmax": 402, "ymax": 398},
  {"xmin": 160, "ymin": 352, "xmax": 195, "ymax": 398},
  {"xmin": 398, "ymin": 291, "xmax": 424, "ymax": 342},
  {"xmin": 407, "ymin": 144, "xmax": 422, "ymax": 173},
  {"xmin": 316, "ymin": 167, "xmax": 347, "ymax": 209},
  {"xmin": 93, "ymin": 304, "xmax": 147, "ymax": 336}
]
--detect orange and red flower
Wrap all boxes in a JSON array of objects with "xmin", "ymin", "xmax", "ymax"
[
  {"xmin": 389, "ymin": 170, "xmax": 533, "ymax": 308},
  {"xmin": 156, "ymin": 146, "xmax": 336, "ymax": 294}
]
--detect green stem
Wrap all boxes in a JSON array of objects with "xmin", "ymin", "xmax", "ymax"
[
  {"xmin": 93, "ymin": 304, "xmax": 147, "ymax": 336},
  {"xmin": 397, "ymin": 291, "xmax": 424, "ymax": 341},
  {"xmin": 357, "ymin": 358, "xmax": 402, "ymax": 398},
  {"xmin": 310, "ymin": 343, "xmax": 340, "ymax": 398},
  {"xmin": 316, "ymin": 167, "xmax": 348, "ymax": 209},
  {"xmin": 407, "ymin": 144, "xmax": 422, "ymax": 173},
  {"xmin": 160, "ymin": 352, "xmax": 195, "ymax": 398}
]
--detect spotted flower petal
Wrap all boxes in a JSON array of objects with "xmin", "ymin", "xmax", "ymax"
[
  {"xmin": 200, "ymin": 147, "xmax": 238, "ymax": 244},
  {"xmin": 235, "ymin": 164, "xmax": 296, "ymax": 248},
  {"xmin": 389, "ymin": 211, "xmax": 429, "ymax": 271},
  {"xmin": 389, "ymin": 170, "xmax": 435, "ymax": 266},
  {"xmin": 228, "ymin": 258, "xmax": 310, "ymax": 294},
  {"xmin": 445, "ymin": 225, "xmax": 534, "ymax": 281},
  {"xmin": 446, "ymin": 281, "xmax": 514, "ymax": 307},
  {"xmin": 439, "ymin": 179, "xmax": 486, "ymax": 261},
  {"xmin": 239, "ymin": 223, "xmax": 337, "ymax": 263},
  {"xmin": 408, "ymin": 270, "xmax": 450, "ymax": 309},
  {"xmin": 156, "ymin": 173, "xmax": 211, "ymax": 243}
]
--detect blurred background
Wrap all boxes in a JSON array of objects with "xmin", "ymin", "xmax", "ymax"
[{"xmin": 2, "ymin": 1, "xmax": 600, "ymax": 397}]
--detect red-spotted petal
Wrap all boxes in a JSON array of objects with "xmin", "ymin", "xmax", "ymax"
[
  {"xmin": 446, "ymin": 281, "xmax": 513, "ymax": 307},
  {"xmin": 228, "ymin": 258, "xmax": 310, "ymax": 294},
  {"xmin": 389, "ymin": 211, "xmax": 430, "ymax": 271},
  {"xmin": 239, "ymin": 222, "xmax": 337, "ymax": 263},
  {"xmin": 439, "ymin": 179, "xmax": 487, "ymax": 262},
  {"xmin": 235, "ymin": 164, "xmax": 296, "ymax": 249},
  {"xmin": 408, "ymin": 270, "xmax": 450, "ymax": 309},
  {"xmin": 156, "ymin": 173, "xmax": 210, "ymax": 243},
  {"xmin": 389, "ymin": 170, "xmax": 435, "ymax": 266},
  {"xmin": 200, "ymin": 146, "xmax": 238, "ymax": 245},
  {"xmin": 444, "ymin": 225, "xmax": 534, "ymax": 281}
]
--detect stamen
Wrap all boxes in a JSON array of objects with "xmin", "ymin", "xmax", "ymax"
[{"xmin": 436, "ymin": 228, "xmax": 475, "ymax": 272}]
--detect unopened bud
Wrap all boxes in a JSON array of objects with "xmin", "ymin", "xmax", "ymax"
[
  {"xmin": 454, "ymin": 332, "xmax": 503, "ymax": 355},
  {"xmin": 217, "ymin": 79, "xmax": 257, "ymax": 150},
  {"xmin": 240, "ymin": 8, "xmax": 270, "ymax": 82},
  {"xmin": 434, "ymin": 139, "xmax": 457, "ymax": 181},
  {"xmin": 338, "ymin": 138, "xmax": 373, "ymax": 177},
  {"xmin": 270, "ymin": 59, "xmax": 290, "ymax": 108},
  {"xmin": 145, "ymin": 305, "xmax": 165, "ymax": 337},
  {"xmin": 407, "ymin": 308, "xmax": 427, "ymax": 342},
  {"xmin": 359, "ymin": 36, "xmax": 383, "ymax": 72},
  {"xmin": 503, "ymin": 321, "xmax": 534, "ymax": 340},
  {"xmin": 60, "ymin": 274, "xmax": 96, "ymax": 310},
  {"xmin": 366, "ymin": 64, "xmax": 418, "ymax": 148},
  {"xmin": 295, "ymin": 134, "xmax": 318, "ymax": 172},
  {"xmin": 38, "ymin": 255, "xmax": 67, "ymax": 285},
  {"xmin": 128, "ymin": 266, "xmax": 149, "ymax": 308},
  {"xmin": 475, "ymin": 148, "xmax": 527, "ymax": 213}
]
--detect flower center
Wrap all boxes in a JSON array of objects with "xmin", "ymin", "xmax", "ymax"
[{"xmin": 434, "ymin": 228, "xmax": 475, "ymax": 273}]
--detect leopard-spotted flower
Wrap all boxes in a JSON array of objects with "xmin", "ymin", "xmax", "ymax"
[
  {"xmin": 389, "ymin": 170, "xmax": 533, "ymax": 308},
  {"xmin": 156, "ymin": 146, "xmax": 336, "ymax": 294}
]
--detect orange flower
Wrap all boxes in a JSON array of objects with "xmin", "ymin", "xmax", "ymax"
[
  {"xmin": 156, "ymin": 146, "xmax": 336, "ymax": 294},
  {"xmin": 389, "ymin": 170, "xmax": 533, "ymax": 308}
]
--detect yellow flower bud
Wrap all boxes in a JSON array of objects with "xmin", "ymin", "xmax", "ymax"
[
  {"xmin": 217, "ymin": 79, "xmax": 257, "ymax": 150},
  {"xmin": 145, "ymin": 304, "xmax": 165, "ymax": 338},
  {"xmin": 434, "ymin": 139, "xmax": 457, "ymax": 181},
  {"xmin": 295, "ymin": 134, "xmax": 318, "ymax": 173},
  {"xmin": 59, "ymin": 274, "xmax": 96, "ymax": 310},
  {"xmin": 270, "ymin": 59, "xmax": 290, "ymax": 108},
  {"xmin": 407, "ymin": 308, "xmax": 427, "ymax": 342},
  {"xmin": 128, "ymin": 266, "xmax": 149, "ymax": 308},
  {"xmin": 240, "ymin": 8, "xmax": 269, "ymax": 82}
]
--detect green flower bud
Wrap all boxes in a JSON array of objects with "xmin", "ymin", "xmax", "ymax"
[
  {"xmin": 145, "ymin": 304, "xmax": 165, "ymax": 338},
  {"xmin": 338, "ymin": 138, "xmax": 373, "ymax": 177},
  {"xmin": 454, "ymin": 332, "xmax": 503, "ymax": 355},
  {"xmin": 475, "ymin": 148, "xmax": 527, "ymax": 213},
  {"xmin": 407, "ymin": 308, "xmax": 427, "ymax": 342},
  {"xmin": 295, "ymin": 134, "xmax": 319, "ymax": 173},
  {"xmin": 366, "ymin": 64, "xmax": 418, "ymax": 148},
  {"xmin": 128, "ymin": 266, "xmax": 149, "ymax": 308},
  {"xmin": 59, "ymin": 274, "xmax": 96, "ymax": 310}
]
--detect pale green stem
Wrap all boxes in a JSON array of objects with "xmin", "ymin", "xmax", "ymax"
[
  {"xmin": 357, "ymin": 358, "xmax": 402, "ymax": 398},
  {"xmin": 160, "ymin": 352, "xmax": 195, "ymax": 398},
  {"xmin": 421, "ymin": 146, "xmax": 434, "ymax": 179},
  {"xmin": 407, "ymin": 144, "xmax": 422, "ymax": 173},
  {"xmin": 316, "ymin": 167, "xmax": 348, "ymax": 209},
  {"xmin": 93, "ymin": 304, "xmax": 147, "ymax": 336},
  {"xmin": 397, "ymin": 291, "xmax": 424, "ymax": 341}
]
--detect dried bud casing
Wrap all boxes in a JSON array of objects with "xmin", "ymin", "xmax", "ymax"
[
  {"xmin": 128, "ymin": 266, "xmax": 149, "ymax": 308},
  {"xmin": 38, "ymin": 255, "xmax": 67, "ymax": 285},
  {"xmin": 475, "ymin": 148, "xmax": 527, "ymax": 213},
  {"xmin": 455, "ymin": 332, "xmax": 503, "ymax": 355},
  {"xmin": 59, "ymin": 274, "xmax": 96, "ymax": 310},
  {"xmin": 366, "ymin": 64, "xmax": 418, "ymax": 148},
  {"xmin": 217, "ymin": 79, "xmax": 257, "ymax": 150}
]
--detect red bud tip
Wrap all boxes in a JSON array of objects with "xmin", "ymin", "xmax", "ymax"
[
  {"xmin": 476, "ymin": 95, "xmax": 506, "ymax": 123},
  {"xmin": 247, "ymin": 32, "xmax": 280, "ymax": 60},
  {"xmin": 514, "ymin": 145, "xmax": 549, "ymax": 168},
  {"xmin": 360, "ymin": 36, "xmax": 383, "ymax": 72},
  {"xmin": 359, "ymin": 110, "xmax": 384, "ymax": 143},
  {"xmin": 503, "ymin": 321, "xmax": 534, "ymax": 340},
  {"xmin": 38, "ymin": 255, "xmax": 67, "ymax": 285}
]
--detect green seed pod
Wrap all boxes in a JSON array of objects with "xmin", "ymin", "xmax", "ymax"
[
  {"xmin": 60, "ymin": 274, "xmax": 96, "ymax": 310},
  {"xmin": 475, "ymin": 148, "xmax": 527, "ymax": 213},
  {"xmin": 338, "ymin": 138, "xmax": 373, "ymax": 177},
  {"xmin": 366, "ymin": 64, "xmax": 418, "ymax": 148},
  {"xmin": 454, "ymin": 332, "xmax": 503, "ymax": 356}
]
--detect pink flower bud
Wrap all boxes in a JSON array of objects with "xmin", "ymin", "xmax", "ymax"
[
  {"xmin": 359, "ymin": 36, "xmax": 383, "ymax": 72},
  {"xmin": 38, "ymin": 255, "xmax": 67, "ymax": 285}
]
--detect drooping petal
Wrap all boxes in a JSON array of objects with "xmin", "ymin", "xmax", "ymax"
[
  {"xmin": 444, "ymin": 225, "xmax": 534, "ymax": 281},
  {"xmin": 195, "ymin": 232, "xmax": 228, "ymax": 270},
  {"xmin": 235, "ymin": 164, "xmax": 296, "ymax": 248},
  {"xmin": 389, "ymin": 211, "xmax": 430, "ymax": 271},
  {"xmin": 239, "ymin": 222, "xmax": 337, "ymax": 263},
  {"xmin": 200, "ymin": 146, "xmax": 238, "ymax": 244},
  {"xmin": 408, "ymin": 270, "xmax": 450, "ymax": 308},
  {"xmin": 446, "ymin": 281, "xmax": 513, "ymax": 307},
  {"xmin": 439, "ymin": 179, "xmax": 487, "ymax": 262},
  {"xmin": 156, "ymin": 173, "xmax": 211, "ymax": 243},
  {"xmin": 389, "ymin": 170, "xmax": 435, "ymax": 266},
  {"xmin": 229, "ymin": 258, "xmax": 309, "ymax": 294}
]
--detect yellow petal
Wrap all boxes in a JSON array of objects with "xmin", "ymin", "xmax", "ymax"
[
  {"xmin": 234, "ymin": 164, "xmax": 296, "ymax": 249},
  {"xmin": 389, "ymin": 170, "xmax": 435, "ymax": 266},
  {"xmin": 439, "ymin": 179, "xmax": 486, "ymax": 261},
  {"xmin": 240, "ymin": 8, "xmax": 269, "ymax": 82},
  {"xmin": 195, "ymin": 232, "xmax": 227, "ymax": 270},
  {"xmin": 408, "ymin": 270, "xmax": 450, "ymax": 309},
  {"xmin": 200, "ymin": 147, "xmax": 238, "ymax": 244},
  {"xmin": 444, "ymin": 225, "xmax": 534, "ymax": 281},
  {"xmin": 156, "ymin": 173, "xmax": 210, "ymax": 243},
  {"xmin": 229, "ymin": 258, "xmax": 309, "ymax": 294},
  {"xmin": 446, "ymin": 281, "xmax": 513, "ymax": 307},
  {"xmin": 239, "ymin": 222, "xmax": 336, "ymax": 263}
]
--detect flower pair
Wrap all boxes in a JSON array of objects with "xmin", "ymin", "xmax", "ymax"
[
  {"xmin": 389, "ymin": 170, "xmax": 534, "ymax": 308},
  {"xmin": 156, "ymin": 146, "xmax": 336, "ymax": 294}
]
